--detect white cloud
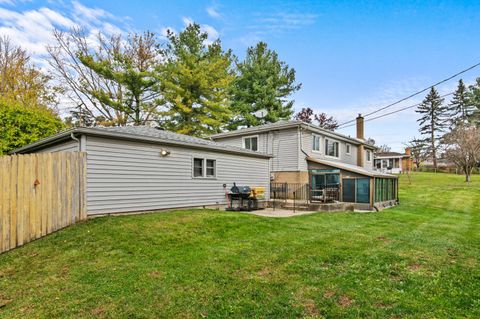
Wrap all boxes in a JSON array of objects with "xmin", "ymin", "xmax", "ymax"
[
  {"xmin": 0, "ymin": 0, "xmax": 129, "ymax": 61},
  {"xmin": 182, "ymin": 16, "xmax": 194, "ymax": 26},
  {"xmin": 180, "ymin": 16, "xmax": 219, "ymax": 45},
  {"xmin": 206, "ymin": 6, "xmax": 220, "ymax": 18}
]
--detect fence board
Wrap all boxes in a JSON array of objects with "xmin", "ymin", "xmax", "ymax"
[{"xmin": 0, "ymin": 152, "xmax": 86, "ymax": 254}]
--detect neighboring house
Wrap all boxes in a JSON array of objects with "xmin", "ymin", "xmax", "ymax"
[
  {"xmin": 374, "ymin": 148, "xmax": 412, "ymax": 174},
  {"xmin": 13, "ymin": 126, "xmax": 271, "ymax": 216},
  {"xmin": 211, "ymin": 115, "xmax": 398, "ymax": 210}
]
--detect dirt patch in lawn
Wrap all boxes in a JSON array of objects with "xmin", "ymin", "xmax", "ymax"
[
  {"xmin": 408, "ymin": 263, "xmax": 423, "ymax": 271},
  {"xmin": 303, "ymin": 299, "xmax": 321, "ymax": 317},
  {"xmin": 337, "ymin": 295, "xmax": 353, "ymax": 308}
]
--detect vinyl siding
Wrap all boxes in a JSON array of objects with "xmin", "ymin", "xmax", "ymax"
[
  {"xmin": 210, "ymin": 133, "xmax": 269, "ymax": 153},
  {"xmin": 36, "ymin": 140, "xmax": 79, "ymax": 153},
  {"xmin": 271, "ymin": 128, "xmax": 299, "ymax": 171},
  {"xmin": 213, "ymin": 129, "xmax": 299, "ymax": 172},
  {"xmin": 85, "ymin": 136, "xmax": 270, "ymax": 214},
  {"xmin": 299, "ymin": 130, "xmax": 359, "ymax": 170}
]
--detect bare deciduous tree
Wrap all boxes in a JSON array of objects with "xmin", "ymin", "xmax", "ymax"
[
  {"xmin": 47, "ymin": 28, "xmax": 162, "ymax": 126},
  {"xmin": 443, "ymin": 125, "xmax": 480, "ymax": 182}
]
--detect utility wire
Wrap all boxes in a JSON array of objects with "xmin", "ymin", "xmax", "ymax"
[
  {"xmin": 337, "ymin": 61, "xmax": 480, "ymax": 128},
  {"xmin": 337, "ymin": 92, "xmax": 454, "ymax": 130}
]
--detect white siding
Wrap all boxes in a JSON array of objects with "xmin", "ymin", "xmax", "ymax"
[
  {"xmin": 36, "ymin": 140, "xmax": 79, "ymax": 153},
  {"xmin": 213, "ymin": 129, "xmax": 300, "ymax": 172},
  {"xmin": 271, "ymin": 128, "xmax": 299, "ymax": 171},
  {"xmin": 85, "ymin": 136, "xmax": 270, "ymax": 214},
  {"xmin": 299, "ymin": 130, "xmax": 359, "ymax": 170},
  {"xmin": 210, "ymin": 133, "xmax": 269, "ymax": 153}
]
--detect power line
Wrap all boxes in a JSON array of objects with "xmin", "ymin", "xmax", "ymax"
[
  {"xmin": 337, "ymin": 61, "xmax": 480, "ymax": 128},
  {"xmin": 337, "ymin": 92, "xmax": 454, "ymax": 130}
]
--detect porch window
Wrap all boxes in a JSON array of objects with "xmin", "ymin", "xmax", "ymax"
[
  {"xmin": 310, "ymin": 169, "xmax": 340, "ymax": 202},
  {"xmin": 342, "ymin": 178, "xmax": 370, "ymax": 203},
  {"xmin": 325, "ymin": 139, "xmax": 339, "ymax": 157},
  {"xmin": 374, "ymin": 178, "xmax": 397, "ymax": 202}
]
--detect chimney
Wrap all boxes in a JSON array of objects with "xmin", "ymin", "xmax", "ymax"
[
  {"xmin": 356, "ymin": 113, "xmax": 364, "ymax": 140},
  {"xmin": 404, "ymin": 147, "xmax": 412, "ymax": 173},
  {"xmin": 356, "ymin": 114, "xmax": 365, "ymax": 167}
]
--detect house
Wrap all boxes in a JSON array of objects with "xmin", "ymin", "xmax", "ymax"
[
  {"xmin": 12, "ymin": 126, "xmax": 271, "ymax": 216},
  {"xmin": 211, "ymin": 115, "xmax": 398, "ymax": 210},
  {"xmin": 374, "ymin": 148, "xmax": 412, "ymax": 174}
]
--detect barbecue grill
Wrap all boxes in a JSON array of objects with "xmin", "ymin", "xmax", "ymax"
[{"xmin": 226, "ymin": 183, "xmax": 262, "ymax": 211}]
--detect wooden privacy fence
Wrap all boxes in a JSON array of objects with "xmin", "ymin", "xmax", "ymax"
[{"xmin": 0, "ymin": 152, "xmax": 86, "ymax": 254}]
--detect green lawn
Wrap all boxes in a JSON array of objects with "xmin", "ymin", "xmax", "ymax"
[{"xmin": 1, "ymin": 172, "xmax": 480, "ymax": 318}]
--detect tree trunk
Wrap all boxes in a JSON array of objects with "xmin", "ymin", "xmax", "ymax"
[{"xmin": 466, "ymin": 173, "xmax": 471, "ymax": 182}]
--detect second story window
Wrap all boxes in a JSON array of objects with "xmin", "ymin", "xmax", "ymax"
[
  {"xmin": 366, "ymin": 150, "xmax": 371, "ymax": 161},
  {"xmin": 346, "ymin": 143, "xmax": 351, "ymax": 155},
  {"xmin": 312, "ymin": 134, "xmax": 321, "ymax": 152},
  {"xmin": 325, "ymin": 139, "xmax": 339, "ymax": 158},
  {"xmin": 243, "ymin": 136, "xmax": 258, "ymax": 151}
]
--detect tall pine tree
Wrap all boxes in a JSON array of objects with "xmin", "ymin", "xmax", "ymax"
[
  {"xmin": 416, "ymin": 87, "xmax": 448, "ymax": 169},
  {"xmin": 228, "ymin": 42, "xmax": 301, "ymax": 129},
  {"xmin": 448, "ymin": 79, "xmax": 473, "ymax": 126},
  {"xmin": 159, "ymin": 24, "xmax": 234, "ymax": 136},
  {"xmin": 467, "ymin": 77, "xmax": 480, "ymax": 124}
]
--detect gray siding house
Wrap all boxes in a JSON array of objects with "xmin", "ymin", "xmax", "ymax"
[
  {"xmin": 14, "ymin": 127, "xmax": 271, "ymax": 215},
  {"xmin": 211, "ymin": 115, "xmax": 397, "ymax": 210}
]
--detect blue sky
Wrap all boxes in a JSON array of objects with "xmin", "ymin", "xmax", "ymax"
[{"xmin": 1, "ymin": 0, "xmax": 480, "ymax": 151}]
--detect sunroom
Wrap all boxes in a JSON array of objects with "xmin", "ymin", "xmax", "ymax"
[{"xmin": 307, "ymin": 157, "xmax": 398, "ymax": 210}]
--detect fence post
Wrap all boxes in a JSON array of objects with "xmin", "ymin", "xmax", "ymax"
[{"xmin": 293, "ymin": 191, "xmax": 296, "ymax": 214}]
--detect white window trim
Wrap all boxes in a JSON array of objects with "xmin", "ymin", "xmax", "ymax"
[
  {"xmin": 325, "ymin": 138, "xmax": 340, "ymax": 159},
  {"xmin": 312, "ymin": 134, "xmax": 322, "ymax": 153},
  {"xmin": 206, "ymin": 159, "xmax": 217, "ymax": 178},
  {"xmin": 366, "ymin": 150, "xmax": 372, "ymax": 162},
  {"xmin": 242, "ymin": 135, "xmax": 259, "ymax": 152},
  {"xmin": 345, "ymin": 143, "xmax": 351, "ymax": 156},
  {"xmin": 192, "ymin": 157, "xmax": 217, "ymax": 179}
]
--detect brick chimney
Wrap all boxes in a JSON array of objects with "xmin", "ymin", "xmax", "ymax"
[
  {"xmin": 404, "ymin": 147, "xmax": 412, "ymax": 172},
  {"xmin": 356, "ymin": 114, "xmax": 365, "ymax": 140},
  {"xmin": 356, "ymin": 114, "xmax": 365, "ymax": 167}
]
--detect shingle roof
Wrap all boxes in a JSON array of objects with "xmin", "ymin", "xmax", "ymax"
[
  {"xmin": 210, "ymin": 120, "xmax": 375, "ymax": 148},
  {"xmin": 374, "ymin": 152, "xmax": 409, "ymax": 158},
  {"xmin": 307, "ymin": 157, "xmax": 397, "ymax": 178},
  {"xmin": 12, "ymin": 126, "xmax": 271, "ymax": 158}
]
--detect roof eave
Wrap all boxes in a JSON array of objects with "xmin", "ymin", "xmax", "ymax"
[
  {"xmin": 306, "ymin": 156, "xmax": 398, "ymax": 178},
  {"xmin": 12, "ymin": 127, "xmax": 272, "ymax": 159}
]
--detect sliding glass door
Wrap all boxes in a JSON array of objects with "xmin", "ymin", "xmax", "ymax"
[{"xmin": 342, "ymin": 178, "xmax": 371, "ymax": 204}]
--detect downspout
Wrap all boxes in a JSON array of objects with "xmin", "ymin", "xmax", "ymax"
[
  {"xmin": 299, "ymin": 125, "xmax": 309, "ymax": 158},
  {"xmin": 70, "ymin": 132, "xmax": 80, "ymax": 151}
]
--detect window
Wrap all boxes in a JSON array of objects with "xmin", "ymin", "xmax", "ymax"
[
  {"xmin": 366, "ymin": 150, "xmax": 371, "ymax": 161},
  {"xmin": 243, "ymin": 136, "xmax": 258, "ymax": 151},
  {"xmin": 346, "ymin": 143, "xmax": 351, "ymax": 155},
  {"xmin": 325, "ymin": 139, "xmax": 339, "ymax": 157},
  {"xmin": 206, "ymin": 159, "xmax": 216, "ymax": 177},
  {"xmin": 312, "ymin": 134, "xmax": 321, "ymax": 152},
  {"xmin": 193, "ymin": 158, "xmax": 216, "ymax": 178},
  {"xmin": 193, "ymin": 158, "xmax": 204, "ymax": 177}
]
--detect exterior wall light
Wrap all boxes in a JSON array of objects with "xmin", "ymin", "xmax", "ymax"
[{"xmin": 160, "ymin": 149, "xmax": 171, "ymax": 157}]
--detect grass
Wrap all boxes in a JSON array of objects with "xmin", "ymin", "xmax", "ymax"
[{"xmin": 1, "ymin": 172, "xmax": 480, "ymax": 318}]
